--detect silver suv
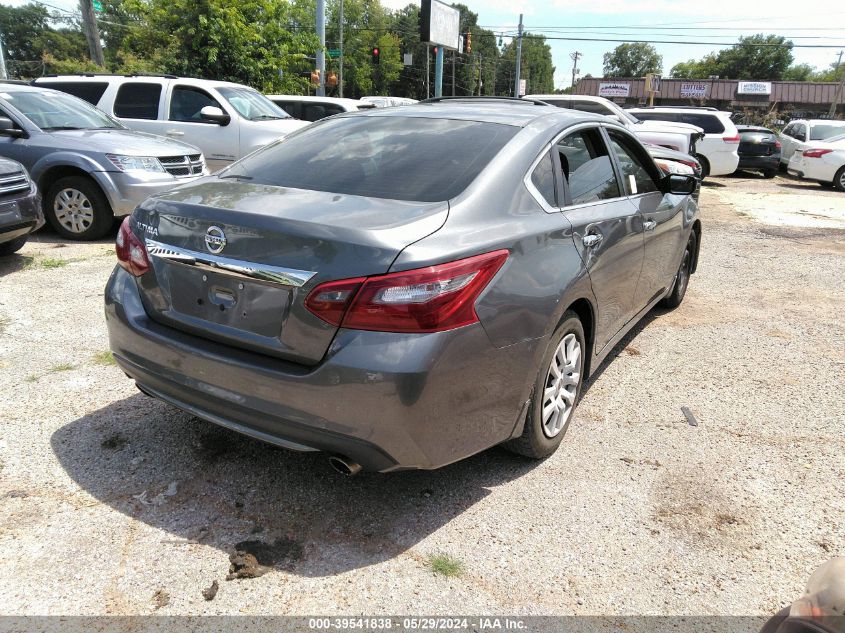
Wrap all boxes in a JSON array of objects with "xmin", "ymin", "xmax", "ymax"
[{"xmin": 0, "ymin": 84, "xmax": 205, "ymax": 240}]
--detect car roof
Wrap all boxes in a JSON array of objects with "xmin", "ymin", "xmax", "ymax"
[
  {"xmin": 736, "ymin": 125, "xmax": 775, "ymax": 132},
  {"xmin": 349, "ymin": 98, "xmax": 608, "ymax": 128},
  {"xmin": 35, "ymin": 75, "xmax": 255, "ymax": 90},
  {"xmin": 524, "ymin": 94, "xmax": 609, "ymax": 103},
  {"xmin": 629, "ymin": 107, "xmax": 731, "ymax": 116}
]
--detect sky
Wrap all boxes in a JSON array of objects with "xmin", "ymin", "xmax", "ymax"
[
  {"xmin": 7, "ymin": 0, "xmax": 845, "ymax": 90},
  {"xmin": 383, "ymin": 0, "xmax": 845, "ymax": 90}
]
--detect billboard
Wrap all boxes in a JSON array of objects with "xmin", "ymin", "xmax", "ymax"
[
  {"xmin": 420, "ymin": 0, "xmax": 460, "ymax": 50},
  {"xmin": 598, "ymin": 82, "xmax": 630, "ymax": 97},
  {"xmin": 737, "ymin": 81, "xmax": 772, "ymax": 95},
  {"xmin": 680, "ymin": 82, "xmax": 709, "ymax": 98}
]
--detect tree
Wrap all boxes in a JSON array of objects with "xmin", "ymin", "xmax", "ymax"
[
  {"xmin": 783, "ymin": 64, "xmax": 816, "ymax": 82},
  {"xmin": 602, "ymin": 42, "xmax": 662, "ymax": 78},
  {"xmin": 496, "ymin": 34, "xmax": 555, "ymax": 95},
  {"xmin": 670, "ymin": 34, "xmax": 794, "ymax": 80}
]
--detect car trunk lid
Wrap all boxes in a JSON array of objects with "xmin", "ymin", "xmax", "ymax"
[
  {"xmin": 131, "ymin": 179, "xmax": 448, "ymax": 365},
  {"xmin": 739, "ymin": 131, "xmax": 779, "ymax": 156}
]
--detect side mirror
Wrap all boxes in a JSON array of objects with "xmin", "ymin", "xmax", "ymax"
[
  {"xmin": 0, "ymin": 117, "xmax": 27, "ymax": 138},
  {"xmin": 662, "ymin": 174, "xmax": 698, "ymax": 195},
  {"xmin": 199, "ymin": 106, "xmax": 231, "ymax": 126}
]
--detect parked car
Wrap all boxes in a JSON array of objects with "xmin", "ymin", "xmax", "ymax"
[
  {"xmin": 787, "ymin": 133, "xmax": 845, "ymax": 191},
  {"xmin": 735, "ymin": 125, "xmax": 782, "ymax": 178},
  {"xmin": 645, "ymin": 144, "xmax": 703, "ymax": 179},
  {"xmin": 627, "ymin": 106, "xmax": 740, "ymax": 177},
  {"xmin": 34, "ymin": 75, "xmax": 310, "ymax": 172},
  {"xmin": 359, "ymin": 96, "xmax": 418, "ymax": 108},
  {"xmin": 0, "ymin": 84, "xmax": 206, "ymax": 240},
  {"xmin": 525, "ymin": 94, "xmax": 705, "ymax": 158},
  {"xmin": 266, "ymin": 95, "xmax": 376, "ymax": 121},
  {"xmin": 105, "ymin": 99, "xmax": 700, "ymax": 473},
  {"xmin": 778, "ymin": 119, "xmax": 845, "ymax": 168},
  {"xmin": 0, "ymin": 157, "xmax": 43, "ymax": 255}
]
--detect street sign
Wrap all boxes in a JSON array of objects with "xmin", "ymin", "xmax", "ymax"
[
  {"xmin": 403, "ymin": 53, "xmax": 413, "ymax": 66},
  {"xmin": 92, "ymin": 0, "xmax": 103, "ymax": 11},
  {"xmin": 327, "ymin": 49, "xmax": 341, "ymax": 59},
  {"xmin": 518, "ymin": 79, "xmax": 526, "ymax": 96}
]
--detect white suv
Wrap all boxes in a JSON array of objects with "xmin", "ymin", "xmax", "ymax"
[
  {"xmin": 627, "ymin": 107, "xmax": 740, "ymax": 177},
  {"xmin": 35, "ymin": 75, "xmax": 310, "ymax": 172},
  {"xmin": 779, "ymin": 119, "xmax": 845, "ymax": 168},
  {"xmin": 525, "ymin": 94, "xmax": 704, "ymax": 157}
]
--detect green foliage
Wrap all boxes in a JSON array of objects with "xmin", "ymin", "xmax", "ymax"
[
  {"xmin": 602, "ymin": 43, "xmax": 662, "ymax": 78},
  {"xmin": 670, "ymin": 34, "xmax": 797, "ymax": 81},
  {"xmin": 426, "ymin": 552, "xmax": 464, "ymax": 577},
  {"xmin": 496, "ymin": 34, "xmax": 555, "ymax": 95}
]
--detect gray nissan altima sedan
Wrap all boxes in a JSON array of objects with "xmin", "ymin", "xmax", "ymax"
[{"xmin": 105, "ymin": 98, "xmax": 701, "ymax": 473}]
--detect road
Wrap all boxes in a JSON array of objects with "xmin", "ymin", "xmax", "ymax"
[{"xmin": 0, "ymin": 174, "xmax": 842, "ymax": 616}]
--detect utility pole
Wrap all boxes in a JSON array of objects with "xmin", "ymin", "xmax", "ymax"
[
  {"xmin": 452, "ymin": 50, "xmax": 455, "ymax": 96},
  {"xmin": 478, "ymin": 53, "xmax": 482, "ymax": 95},
  {"xmin": 570, "ymin": 51, "xmax": 581, "ymax": 90},
  {"xmin": 316, "ymin": 0, "xmax": 326, "ymax": 96},
  {"xmin": 79, "ymin": 0, "xmax": 104, "ymax": 66},
  {"xmin": 0, "ymin": 34, "xmax": 7, "ymax": 80},
  {"xmin": 426, "ymin": 45, "xmax": 430, "ymax": 99},
  {"xmin": 338, "ymin": 0, "xmax": 344, "ymax": 97},
  {"xmin": 513, "ymin": 13, "xmax": 523, "ymax": 98},
  {"xmin": 830, "ymin": 50, "xmax": 844, "ymax": 118}
]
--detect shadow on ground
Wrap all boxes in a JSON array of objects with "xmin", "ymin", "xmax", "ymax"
[{"xmin": 51, "ymin": 393, "xmax": 539, "ymax": 577}]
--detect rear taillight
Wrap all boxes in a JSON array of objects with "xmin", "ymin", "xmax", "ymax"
[
  {"xmin": 305, "ymin": 250, "xmax": 509, "ymax": 333},
  {"xmin": 803, "ymin": 148, "xmax": 833, "ymax": 159},
  {"xmin": 722, "ymin": 135, "xmax": 740, "ymax": 144},
  {"xmin": 678, "ymin": 159, "xmax": 699, "ymax": 170},
  {"xmin": 774, "ymin": 140, "xmax": 782, "ymax": 149},
  {"xmin": 115, "ymin": 216, "xmax": 150, "ymax": 276}
]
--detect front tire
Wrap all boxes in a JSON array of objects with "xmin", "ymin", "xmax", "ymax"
[
  {"xmin": 0, "ymin": 234, "xmax": 28, "ymax": 256},
  {"xmin": 834, "ymin": 166, "xmax": 845, "ymax": 193},
  {"xmin": 504, "ymin": 312, "xmax": 585, "ymax": 459},
  {"xmin": 661, "ymin": 231, "xmax": 697, "ymax": 309},
  {"xmin": 45, "ymin": 176, "xmax": 113, "ymax": 241}
]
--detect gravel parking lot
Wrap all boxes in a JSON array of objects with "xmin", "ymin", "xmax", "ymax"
[{"xmin": 0, "ymin": 174, "xmax": 842, "ymax": 616}]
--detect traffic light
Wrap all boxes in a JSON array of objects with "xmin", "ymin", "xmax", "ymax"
[
  {"xmin": 464, "ymin": 32, "xmax": 472, "ymax": 54},
  {"xmin": 371, "ymin": 47, "xmax": 380, "ymax": 64}
]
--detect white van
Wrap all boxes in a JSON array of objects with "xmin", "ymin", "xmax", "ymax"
[{"xmin": 35, "ymin": 75, "xmax": 310, "ymax": 172}]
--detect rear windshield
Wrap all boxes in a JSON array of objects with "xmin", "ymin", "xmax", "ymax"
[
  {"xmin": 223, "ymin": 116, "xmax": 519, "ymax": 202},
  {"xmin": 810, "ymin": 122, "xmax": 845, "ymax": 141},
  {"xmin": 636, "ymin": 111, "xmax": 726, "ymax": 134}
]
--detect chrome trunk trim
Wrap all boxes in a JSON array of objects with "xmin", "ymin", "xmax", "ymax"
[{"xmin": 145, "ymin": 239, "xmax": 317, "ymax": 287}]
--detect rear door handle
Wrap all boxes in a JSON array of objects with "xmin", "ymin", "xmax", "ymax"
[
  {"xmin": 166, "ymin": 130, "xmax": 185, "ymax": 137},
  {"xmin": 643, "ymin": 219, "xmax": 657, "ymax": 232},
  {"xmin": 582, "ymin": 233, "xmax": 603, "ymax": 248}
]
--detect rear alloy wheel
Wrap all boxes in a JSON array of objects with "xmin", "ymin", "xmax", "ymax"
[
  {"xmin": 504, "ymin": 311, "xmax": 585, "ymax": 459},
  {"xmin": 834, "ymin": 166, "xmax": 845, "ymax": 193},
  {"xmin": 45, "ymin": 176, "xmax": 113, "ymax": 241},
  {"xmin": 661, "ymin": 232, "xmax": 697, "ymax": 309}
]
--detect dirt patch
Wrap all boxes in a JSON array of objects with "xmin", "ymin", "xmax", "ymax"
[
  {"xmin": 152, "ymin": 589, "xmax": 170, "ymax": 610},
  {"xmin": 101, "ymin": 433, "xmax": 128, "ymax": 451},
  {"xmin": 226, "ymin": 538, "xmax": 303, "ymax": 580},
  {"xmin": 201, "ymin": 580, "xmax": 219, "ymax": 601},
  {"xmin": 194, "ymin": 431, "xmax": 233, "ymax": 463}
]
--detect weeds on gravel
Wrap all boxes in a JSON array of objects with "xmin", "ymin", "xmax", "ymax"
[
  {"xmin": 49, "ymin": 363, "xmax": 75, "ymax": 372},
  {"xmin": 39, "ymin": 258, "xmax": 69, "ymax": 269},
  {"xmin": 92, "ymin": 350, "xmax": 116, "ymax": 366},
  {"xmin": 25, "ymin": 374, "xmax": 38, "ymax": 383},
  {"xmin": 0, "ymin": 315, "xmax": 9, "ymax": 334},
  {"xmin": 426, "ymin": 553, "xmax": 464, "ymax": 577}
]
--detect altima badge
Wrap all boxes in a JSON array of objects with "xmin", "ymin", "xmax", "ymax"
[{"xmin": 205, "ymin": 225, "xmax": 227, "ymax": 254}]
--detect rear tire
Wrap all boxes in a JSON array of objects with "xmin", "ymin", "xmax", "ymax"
[
  {"xmin": 695, "ymin": 155, "xmax": 710, "ymax": 179},
  {"xmin": 834, "ymin": 166, "xmax": 845, "ymax": 193},
  {"xmin": 762, "ymin": 169, "xmax": 776, "ymax": 179},
  {"xmin": 661, "ymin": 231, "xmax": 697, "ymax": 309},
  {"xmin": 45, "ymin": 176, "xmax": 113, "ymax": 241},
  {"xmin": 504, "ymin": 312, "xmax": 585, "ymax": 459},
  {"xmin": 0, "ymin": 234, "xmax": 28, "ymax": 256}
]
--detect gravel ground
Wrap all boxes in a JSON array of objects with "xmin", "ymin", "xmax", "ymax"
[{"xmin": 0, "ymin": 173, "xmax": 842, "ymax": 616}]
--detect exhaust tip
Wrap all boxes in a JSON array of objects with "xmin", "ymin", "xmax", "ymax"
[{"xmin": 328, "ymin": 455, "xmax": 362, "ymax": 477}]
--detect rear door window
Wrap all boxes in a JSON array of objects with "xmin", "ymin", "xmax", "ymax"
[
  {"xmin": 556, "ymin": 127, "xmax": 620, "ymax": 205},
  {"xmin": 226, "ymin": 116, "xmax": 519, "ymax": 202},
  {"xmin": 571, "ymin": 100, "xmax": 614, "ymax": 116},
  {"xmin": 273, "ymin": 101, "xmax": 301, "ymax": 118},
  {"xmin": 679, "ymin": 113, "xmax": 725, "ymax": 134},
  {"xmin": 169, "ymin": 86, "xmax": 223, "ymax": 122},
  {"xmin": 606, "ymin": 130, "xmax": 661, "ymax": 196},
  {"xmin": 42, "ymin": 82, "xmax": 108, "ymax": 105},
  {"xmin": 635, "ymin": 111, "xmax": 681, "ymax": 124},
  {"xmin": 113, "ymin": 82, "xmax": 162, "ymax": 120},
  {"xmin": 530, "ymin": 151, "xmax": 557, "ymax": 207}
]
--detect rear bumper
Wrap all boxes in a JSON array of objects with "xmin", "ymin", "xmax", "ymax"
[
  {"xmin": 0, "ymin": 188, "xmax": 43, "ymax": 244},
  {"xmin": 737, "ymin": 155, "xmax": 779, "ymax": 171},
  {"xmin": 703, "ymin": 150, "xmax": 740, "ymax": 176},
  {"xmin": 105, "ymin": 267, "xmax": 538, "ymax": 471}
]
